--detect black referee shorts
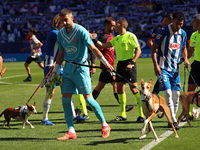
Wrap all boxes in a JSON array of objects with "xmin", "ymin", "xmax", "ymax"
[
  {"xmin": 25, "ymin": 56, "xmax": 42, "ymax": 64},
  {"xmin": 188, "ymin": 60, "xmax": 200, "ymax": 86},
  {"xmin": 99, "ymin": 69, "xmax": 115, "ymax": 83},
  {"xmin": 116, "ymin": 59, "xmax": 137, "ymax": 83}
]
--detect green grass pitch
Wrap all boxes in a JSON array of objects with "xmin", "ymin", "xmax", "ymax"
[{"xmin": 0, "ymin": 57, "xmax": 199, "ymax": 150}]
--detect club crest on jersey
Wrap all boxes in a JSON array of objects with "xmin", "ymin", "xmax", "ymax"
[
  {"xmin": 169, "ymin": 43, "xmax": 180, "ymax": 50},
  {"xmin": 156, "ymin": 34, "xmax": 162, "ymax": 39},
  {"xmin": 178, "ymin": 36, "xmax": 182, "ymax": 42},
  {"xmin": 74, "ymin": 37, "xmax": 77, "ymax": 43},
  {"xmin": 65, "ymin": 46, "xmax": 77, "ymax": 54}
]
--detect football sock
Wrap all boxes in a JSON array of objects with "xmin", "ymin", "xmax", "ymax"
[
  {"xmin": 85, "ymin": 96, "xmax": 105, "ymax": 123},
  {"xmin": 77, "ymin": 94, "xmax": 88, "ymax": 116},
  {"xmin": 165, "ymin": 89, "xmax": 177, "ymax": 123},
  {"xmin": 68, "ymin": 127, "xmax": 75, "ymax": 133},
  {"xmin": 134, "ymin": 92, "xmax": 144, "ymax": 118},
  {"xmin": 42, "ymin": 98, "xmax": 51, "ymax": 121},
  {"xmin": 114, "ymin": 93, "xmax": 119, "ymax": 104},
  {"xmin": 62, "ymin": 97, "xmax": 74, "ymax": 129},
  {"xmin": 118, "ymin": 93, "xmax": 126, "ymax": 118},
  {"xmin": 189, "ymin": 104, "xmax": 193, "ymax": 116},
  {"xmin": 172, "ymin": 90, "xmax": 180, "ymax": 116},
  {"xmin": 92, "ymin": 89, "xmax": 100, "ymax": 100}
]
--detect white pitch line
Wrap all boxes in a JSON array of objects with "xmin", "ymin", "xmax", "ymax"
[{"xmin": 140, "ymin": 108, "xmax": 200, "ymax": 150}]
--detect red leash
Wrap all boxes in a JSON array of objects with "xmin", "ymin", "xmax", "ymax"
[{"xmin": 27, "ymin": 66, "xmax": 54, "ymax": 103}]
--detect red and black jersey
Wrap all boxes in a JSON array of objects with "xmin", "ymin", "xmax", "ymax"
[
  {"xmin": 98, "ymin": 31, "xmax": 115, "ymax": 68},
  {"xmin": 149, "ymin": 24, "xmax": 162, "ymax": 40}
]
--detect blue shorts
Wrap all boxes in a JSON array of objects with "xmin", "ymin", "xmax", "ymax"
[
  {"xmin": 61, "ymin": 66, "xmax": 91, "ymax": 95},
  {"xmin": 44, "ymin": 66, "xmax": 63, "ymax": 87},
  {"xmin": 158, "ymin": 69, "xmax": 181, "ymax": 91}
]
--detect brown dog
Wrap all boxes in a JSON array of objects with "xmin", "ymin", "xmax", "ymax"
[
  {"xmin": 139, "ymin": 79, "xmax": 178, "ymax": 141},
  {"xmin": 178, "ymin": 91, "xmax": 200, "ymax": 127},
  {"xmin": 0, "ymin": 102, "xmax": 37, "ymax": 129}
]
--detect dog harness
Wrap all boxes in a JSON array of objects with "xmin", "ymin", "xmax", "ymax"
[
  {"xmin": 12, "ymin": 106, "xmax": 26, "ymax": 120},
  {"xmin": 192, "ymin": 91, "xmax": 200, "ymax": 107}
]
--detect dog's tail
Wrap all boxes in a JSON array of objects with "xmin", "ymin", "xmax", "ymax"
[
  {"xmin": 0, "ymin": 111, "xmax": 4, "ymax": 117},
  {"xmin": 157, "ymin": 112, "xmax": 164, "ymax": 118}
]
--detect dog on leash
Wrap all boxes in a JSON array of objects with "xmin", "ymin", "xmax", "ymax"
[
  {"xmin": 139, "ymin": 79, "xmax": 178, "ymax": 141},
  {"xmin": 0, "ymin": 102, "xmax": 37, "ymax": 129},
  {"xmin": 178, "ymin": 91, "xmax": 200, "ymax": 127}
]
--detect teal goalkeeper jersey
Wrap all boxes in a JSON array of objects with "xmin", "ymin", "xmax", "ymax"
[{"xmin": 57, "ymin": 23, "xmax": 93, "ymax": 75}]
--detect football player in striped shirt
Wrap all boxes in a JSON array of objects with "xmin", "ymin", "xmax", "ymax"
[{"xmin": 151, "ymin": 11, "xmax": 189, "ymax": 130}]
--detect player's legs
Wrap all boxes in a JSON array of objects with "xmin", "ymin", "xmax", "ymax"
[
  {"xmin": 77, "ymin": 94, "xmax": 88, "ymax": 117},
  {"xmin": 187, "ymin": 61, "xmax": 200, "ymax": 116},
  {"xmin": 93, "ymin": 81, "xmax": 106, "ymax": 99},
  {"xmin": 152, "ymin": 79, "xmax": 160, "ymax": 94},
  {"xmin": 42, "ymin": 86, "xmax": 55, "ymax": 125},
  {"xmin": 23, "ymin": 57, "xmax": 32, "ymax": 82},
  {"xmin": 38, "ymin": 62, "xmax": 44, "ymax": 69},
  {"xmin": 74, "ymin": 68, "xmax": 111, "ymax": 138},
  {"xmin": 111, "ymin": 82, "xmax": 119, "ymax": 103},
  {"xmin": 160, "ymin": 70, "xmax": 179, "ymax": 128},
  {"xmin": 114, "ymin": 82, "xmax": 127, "ymax": 120},
  {"xmin": 188, "ymin": 84, "xmax": 196, "ymax": 116}
]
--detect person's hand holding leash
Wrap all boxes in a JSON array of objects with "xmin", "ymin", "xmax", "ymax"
[{"xmin": 185, "ymin": 61, "xmax": 190, "ymax": 68}]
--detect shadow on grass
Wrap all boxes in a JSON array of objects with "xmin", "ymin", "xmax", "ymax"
[
  {"xmin": 0, "ymin": 137, "xmax": 55, "ymax": 141},
  {"xmin": 85, "ymin": 137, "xmax": 141, "ymax": 145}
]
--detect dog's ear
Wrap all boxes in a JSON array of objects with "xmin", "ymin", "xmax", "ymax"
[
  {"xmin": 33, "ymin": 102, "xmax": 36, "ymax": 106},
  {"xmin": 141, "ymin": 78, "xmax": 144, "ymax": 84},
  {"xmin": 26, "ymin": 103, "xmax": 30, "ymax": 107},
  {"xmin": 149, "ymin": 79, "xmax": 153, "ymax": 84}
]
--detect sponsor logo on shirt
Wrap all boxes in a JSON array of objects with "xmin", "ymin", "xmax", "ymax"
[
  {"xmin": 169, "ymin": 43, "xmax": 180, "ymax": 50},
  {"xmin": 65, "ymin": 46, "xmax": 77, "ymax": 54}
]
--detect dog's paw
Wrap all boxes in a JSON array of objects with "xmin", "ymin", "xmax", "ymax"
[
  {"xmin": 139, "ymin": 134, "xmax": 146, "ymax": 140},
  {"xmin": 175, "ymin": 135, "xmax": 179, "ymax": 138},
  {"xmin": 31, "ymin": 126, "xmax": 35, "ymax": 129},
  {"xmin": 155, "ymin": 138, "xmax": 159, "ymax": 142}
]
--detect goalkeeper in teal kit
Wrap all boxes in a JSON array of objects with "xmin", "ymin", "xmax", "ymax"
[{"xmin": 49, "ymin": 8, "xmax": 113, "ymax": 140}]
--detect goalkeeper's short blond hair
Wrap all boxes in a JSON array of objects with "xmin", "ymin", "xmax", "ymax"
[{"xmin": 53, "ymin": 14, "xmax": 61, "ymax": 29}]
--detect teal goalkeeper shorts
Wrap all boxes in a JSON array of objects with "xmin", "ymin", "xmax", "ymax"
[{"xmin": 61, "ymin": 66, "xmax": 92, "ymax": 95}]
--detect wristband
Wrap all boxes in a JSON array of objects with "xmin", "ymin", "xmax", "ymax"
[
  {"xmin": 100, "ymin": 56, "xmax": 109, "ymax": 66},
  {"xmin": 129, "ymin": 60, "xmax": 135, "ymax": 65},
  {"xmin": 52, "ymin": 64, "xmax": 60, "ymax": 73}
]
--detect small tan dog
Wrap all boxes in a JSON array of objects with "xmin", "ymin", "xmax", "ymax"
[
  {"xmin": 139, "ymin": 79, "xmax": 178, "ymax": 141},
  {"xmin": 0, "ymin": 102, "xmax": 37, "ymax": 129},
  {"xmin": 178, "ymin": 91, "xmax": 200, "ymax": 127}
]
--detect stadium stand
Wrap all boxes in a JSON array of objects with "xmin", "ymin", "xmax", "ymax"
[{"xmin": 0, "ymin": 0, "xmax": 199, "ymax": 44}]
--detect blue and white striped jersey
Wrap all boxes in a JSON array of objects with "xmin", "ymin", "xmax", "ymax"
[
  {"xmin": 154, "ymin": 24, "xmax": 187, "ymax": 72},
  {"xmin": 44, "ymin": 29, "xmax": 59, "ymax": 68}
]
